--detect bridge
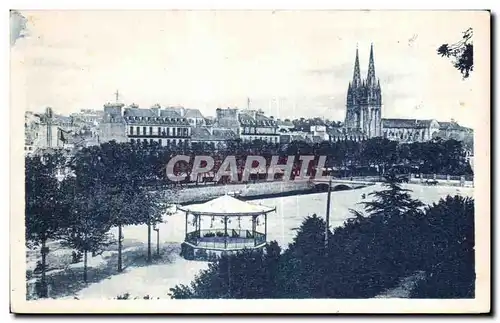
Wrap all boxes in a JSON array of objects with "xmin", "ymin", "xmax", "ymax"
[
  {"xmin": 311, "ymin": 178, "xmax": 377, "ymax": 191},
  {"xmin": 311, "ymin": 174, "xmax": 473, "ymax": 191}
]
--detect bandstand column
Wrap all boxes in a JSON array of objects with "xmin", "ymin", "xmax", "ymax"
[
  {"xmin": 184, "ymin": 212, "xmax": 188, "ymax": 240},
  {"xmin": 224, "ymin": 216, "xmax": 228, "ymax": 248},
  {"xmin": 196, "ymin": 215, "xmax": 200, "ymax": 237},
  {"xmin": 264, "ymin": 213, "xmax": 267, "ymax": 241},
  {"xmin": 252, "ymin": 215, "xmax": 257, "ymax": 247}
]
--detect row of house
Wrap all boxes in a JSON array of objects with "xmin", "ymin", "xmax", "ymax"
[{"xmin": 25, "ymin": 102, "xmax": 474, "ymax": 156}]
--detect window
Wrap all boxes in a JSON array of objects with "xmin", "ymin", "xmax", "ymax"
[
  {"xmin": 159, "ymin": 139, "xmax": 162, "ymax": 145},
  {"xmin": 167, "ymin": 128, "xmax": 170, "ymax": 136},
  {"xmin": 150, "ymin": 139, "xmax": 154, "ymax": 144},
  {"xmin": 143, "ymin": 127, "xmax": 146, "ymax": 135},
  {"xmin": 149, "ymin": 127, "xmax": 153, "ymax": 135},
  {"xmin": 130, "ymin": 127, "xmax": 134, "ymax": 135},
  {"xmin": 143, "ymin": 139, "xmax": 147, "ymax": 144},
  {"xmin": 158, "ymin": 127, "xmax": 161, "ymax": 136}
]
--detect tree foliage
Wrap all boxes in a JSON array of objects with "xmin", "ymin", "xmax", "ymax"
[
  {"xmin": 437, "ymin": 28, "xmax": 473, "ymax": 79},
  {"xmin": 25, "ymin": 151, "xmax": 68, "ymax": 297},
  {"xmin": 411, "ymin": 195, "xmax": 475, "ymax": 298},
  {"xmin": 362, "ymin": 173, "xmax": 425, "ymax": 219},
  {"xmin": 25, "ymin": 151, "xmax": 67, "ymax": 246},
  {"xmin": 58, "ymin": 178, "xmax": 116, "ymax": 282}
]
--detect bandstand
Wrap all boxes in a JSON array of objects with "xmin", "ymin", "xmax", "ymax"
[{"xmin": 178, "ymin": 195, "xmax": 276, "ymax": 260}]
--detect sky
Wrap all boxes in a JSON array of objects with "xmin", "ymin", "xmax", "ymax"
[{"xmin": 10, "ymin": 10, "xmax": 488, "ymax": 128}]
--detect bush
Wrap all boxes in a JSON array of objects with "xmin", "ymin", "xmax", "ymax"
[
  {"xmin": 195, "ymin": 248, "xmax": 208, "ymax": 261},
  {"xmin": 180, "ymin": 242, "xmax": 194, "ymax": 260}
]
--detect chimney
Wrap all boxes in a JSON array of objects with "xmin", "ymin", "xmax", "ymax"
[{"xmin": 151, "ymin": 104, "xmax": 161, "ymax": 117}]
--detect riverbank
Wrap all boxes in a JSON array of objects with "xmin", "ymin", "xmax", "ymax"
[{"xmin": 162, "ymin": 177, "xmax": 472, "ymax": 205}]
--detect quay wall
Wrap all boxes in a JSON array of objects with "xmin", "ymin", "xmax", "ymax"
[{"xmin": 170, "ymin": 180, "xmax": 316, "ymax": 205}]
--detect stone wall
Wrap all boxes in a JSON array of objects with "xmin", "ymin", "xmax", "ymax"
[{"xmin": 172, "ymin": 180, "xmax": 315, "ymax": 204}]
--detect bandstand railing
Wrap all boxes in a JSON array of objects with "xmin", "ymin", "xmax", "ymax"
[{"xmin": 185, "ymin": 228, "xmax": 267, "ymax": 249}]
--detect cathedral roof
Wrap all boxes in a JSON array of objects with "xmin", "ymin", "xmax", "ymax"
[
  {"xmin": 328, "ymin": 127, "xmax": 366, "ymax": 137},
  {"xmin": 382, "ymin": 118, "xmax": 433, "ymax": 129},
  {"xmin": 438, "ymin": 121, "xmax": 471, "ymax": 132}
]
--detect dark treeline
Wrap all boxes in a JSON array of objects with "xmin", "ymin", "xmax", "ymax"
[
  {"xmin": 169, "ymin": 176, "xmax": 475, "ymax": 299},
  {"xmin": 103, "ymin": 137, "xmax": 472, "ymax": 186},
  {"xmin": 193, "ymin": 137, "xmax": 473, "ymax": 177}
]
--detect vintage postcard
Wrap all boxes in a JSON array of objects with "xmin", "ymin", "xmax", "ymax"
[{"xmin": 11, "ymin": 10, "xmax": 490, "ymax": 314}]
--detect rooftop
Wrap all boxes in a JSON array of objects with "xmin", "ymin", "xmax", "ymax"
[
  {"xmin": 184, "ymin": 109, "xmax": 205, "ymax": 119},
  {"xmin": 381, "ymin": 118, "xmax": 434, "ymax": 129},
  {"xmin": 178, "ymin": 194, "xmax": 275, "ymax": 216},
  {"xmin": 191, "ymin": 127, "xmax": 238, "ymax": 141}
]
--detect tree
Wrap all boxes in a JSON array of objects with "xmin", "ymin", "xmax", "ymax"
[
  {"xmin": 58, "ymin": 179, "xmax": 115, "ymax": 283},
  {"xmin": 25, "ymin": 151, "xmax": 68, "ymax": 297},
  {"xmin": 70, "ymin": 141, "xmax": 151, "ymax": 272},
  {"xmin": 411, "ymin": 195, "xmax": 475, "ymax": 298},
  {"xmin": 361, "ymin": 138, "xmax": 398, "ymax": 175},
  {"xmin": 437, "ymin": 28, "xmax": 473, "ymax": 79},
  {"xmin": 277, "ymin": 215, "xmax": 332, "ymax": 298},
  {"xmin": 362, "ymin": 174, "xmax": 425, "ymax": 220},
  {"xmin": 140, "ymin": 190, "xmax": 166, "ymax": 262}
]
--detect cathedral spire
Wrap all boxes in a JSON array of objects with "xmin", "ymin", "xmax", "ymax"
[
  {"xmin": 367, "ymin": 43, "xmax": 377, "ymax": 87},
  {"xmin": 352, "ymin": 46, "xmax": 361, "ymax": 87}
]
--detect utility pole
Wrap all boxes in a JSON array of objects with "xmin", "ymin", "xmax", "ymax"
[
  {"xmin": 324, "ymin": 174, "xmax": 332, "ymax": 252},
  {"xmin": 115, "ymin": 90, "xmax": 120, "ymax": 103}
]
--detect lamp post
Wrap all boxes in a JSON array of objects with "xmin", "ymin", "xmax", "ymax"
[
  {"xmin": 153, "ymin": 226, "xmax": 160, "ymax": 257},
  {"xmin": 324, "ymin": 171, "xmax": 332, "ymax": 253}
]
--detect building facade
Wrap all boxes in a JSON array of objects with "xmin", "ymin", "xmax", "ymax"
[
  {"xmin": 238, "ymin": 110, "xmax": 279, "ymax": 143},
  {"xmin": 214, "ymin": 107, "xmax": 279, "ymax": 143},
  {"xmin": 124, "ymin": 105, "xmax": 191, "ymax": 147},
  {"xmin": 382, "ymin": 119, "xmax": 441, "ymax": 142},
  {"xmin": 191, "ymin": 127, "xmax": 238, "ymax": 149},
  {"xmin": 98, "ymin": 102, "xmax": 128, "ymax": 143},
  {"xmin": 24, "ymin": 107, "xmax": 77, "ymax": 153}
]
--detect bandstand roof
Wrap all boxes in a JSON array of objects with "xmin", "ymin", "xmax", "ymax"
[{"xmin": 178, "ymin": 194, "xmax": 276, "ymax": 216}]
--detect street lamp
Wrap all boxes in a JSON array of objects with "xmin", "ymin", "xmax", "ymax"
[
  {"xmin": 153, "ymin": 226, "xmax": 160, "ymax": 257},
  {"xmin": 324, "ymin": 168, "xmax": 333, "ymax": 252}
]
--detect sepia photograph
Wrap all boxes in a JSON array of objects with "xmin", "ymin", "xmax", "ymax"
[{"xmin": 10, "ymin": 9, "xmax": 490, "ymax": 314}]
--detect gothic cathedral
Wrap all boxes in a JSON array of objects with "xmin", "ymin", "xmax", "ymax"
[{"xmin": 345, "ymin": 44, "xmax": 382, "ymax": 138}]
